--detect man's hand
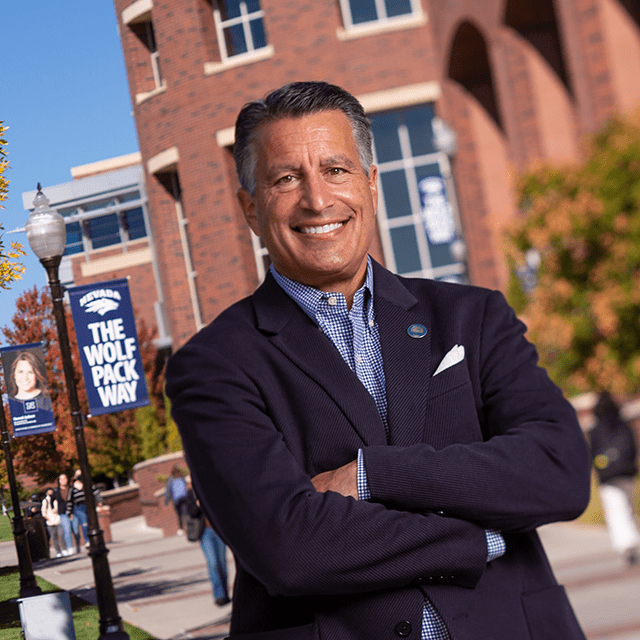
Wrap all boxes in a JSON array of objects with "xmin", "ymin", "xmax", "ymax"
[{"xmin": 311, "ymin": 460, "xmax": 358, "ymax": 499}]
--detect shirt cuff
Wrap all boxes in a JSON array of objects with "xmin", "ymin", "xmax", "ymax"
[
  {"xmin": 486, "ymin": 529, "xmax": 506, "ymax": 562},
  {"xmin": 357, "ymin": 449, "xmax": 371, "ymax": 501}
]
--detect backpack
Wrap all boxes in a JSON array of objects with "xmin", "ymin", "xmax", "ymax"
[{"xmin": 185, "ymin": 489, "xmax": 205, "ymax": 542}]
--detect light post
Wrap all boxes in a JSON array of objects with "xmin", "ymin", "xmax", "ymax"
[
  {"xmin": 0, "ymin": 398, "xmax": 41, "ymax": 597},
  {"xmin": 25, "ymin": 185, "xmax": 129, "ymax": 640}
]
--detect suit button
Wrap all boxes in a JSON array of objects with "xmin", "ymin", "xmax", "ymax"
[{"xmin": 394, "ymin": 621, "xmax": 412, "ymax": 637}]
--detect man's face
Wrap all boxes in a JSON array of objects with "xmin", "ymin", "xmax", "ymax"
[{"xmin": 238, "ymin": 110, "xmax": 378, "ymax": 301}]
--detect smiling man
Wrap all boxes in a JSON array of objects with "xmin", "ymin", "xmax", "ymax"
[{"xmin": 165, "ymin": 81, "xmax": 591, "ymax": 640}]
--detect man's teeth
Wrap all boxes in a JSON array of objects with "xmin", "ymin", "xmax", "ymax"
[{"xmin": 299, "ymin": 222, "xmax": 344, "ymax": 234}]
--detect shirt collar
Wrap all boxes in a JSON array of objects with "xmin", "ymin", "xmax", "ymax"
[{"xmin": 270, "ymin": 257, "xmax": 374, "ymax": 323}]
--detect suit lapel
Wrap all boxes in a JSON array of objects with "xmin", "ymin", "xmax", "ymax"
[
  {"xmin": 373, "ymin": 263, "xmax": 432, "ymax": 447},
  {"xmin": 253, "ymin": 274, "xmax": 387, "ymax": 446}
]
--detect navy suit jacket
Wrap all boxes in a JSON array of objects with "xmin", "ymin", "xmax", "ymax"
[{"xmin": 165, "ymin": 260, "xmax": 591, "ymax": 640}]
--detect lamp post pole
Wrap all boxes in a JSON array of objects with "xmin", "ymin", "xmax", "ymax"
[
  {"xmin": 26, "ymin": 186, "xmax": 129, "ymax": 640},
  {"xmin": 0, "ymin": 399, "xmax": 41, "ymax": 597}
]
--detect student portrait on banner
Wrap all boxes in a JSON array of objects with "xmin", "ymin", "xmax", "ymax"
[{"xmin": 1, "ymin": 343, "xmax": 55, "ymax": 437}]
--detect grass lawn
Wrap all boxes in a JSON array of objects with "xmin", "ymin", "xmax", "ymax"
[
  {"xmin": 0, "ymin": 515, "xmax": 13, "ymax": 543},
  {"xmin": 0, "ymin": 566, "xmax": 155, "ymax": 639}
]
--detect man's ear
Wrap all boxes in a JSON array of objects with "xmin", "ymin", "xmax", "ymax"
[{"xmin": 237, "ymin": 188, "xmax": 260, "ymax": 236}]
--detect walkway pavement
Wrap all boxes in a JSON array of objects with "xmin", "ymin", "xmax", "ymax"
[{"xmin": 2, "ymin": 517, "xmax": 640, "ymax": 639}]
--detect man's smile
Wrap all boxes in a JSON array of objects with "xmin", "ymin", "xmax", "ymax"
[{"xmin": 296, "ymin": 221, "xmax": 346, "ymax": 235}]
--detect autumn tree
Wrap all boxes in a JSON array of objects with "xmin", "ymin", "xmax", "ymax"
[
  {"xmin": 1, "ymin": 286, "xmax": 170, "ymax": 484},
  {"xmin": 0, "ymin": 121, "xmax": 26, "ymax": 289},
  {"xmin": 507, "ymin": 110, "xmax": 640, "ymax": 397}
]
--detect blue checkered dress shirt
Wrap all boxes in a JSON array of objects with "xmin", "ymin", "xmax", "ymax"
[{"xmin": 272, "ymin": 260, "xmax": 505, "ymax": 640}]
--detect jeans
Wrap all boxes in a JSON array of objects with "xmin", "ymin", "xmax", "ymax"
[
  {"xmin": 72, "ymin": 503, "xmax": 89, "ymax": 546},
  {"xmin": 59, "ymin": 514, "xmax": 74, "ymax": 551},
  {"xmin": 46, "ymin": 523, "xmax": 63, "ymax": 555},
  {"xmin": 200, "ymin": 526, "xmax": 229, "ymax": 601}
]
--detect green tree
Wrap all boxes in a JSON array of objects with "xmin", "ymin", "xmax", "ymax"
[
  {"xmin": 507, "ymin": 111, "xmax": 640, "ymax": 396},
  {"xmin": 0, "ymin": 122, "xmax": 26, "ymax": 289}
]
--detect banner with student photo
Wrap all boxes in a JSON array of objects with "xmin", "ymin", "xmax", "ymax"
[
  {"xmin": 68, "ymin": 278, "xmax": 150, "ymax": 416},
  {"xmin": 0, "ymin": 343, "xmax": 56, "ymax": 437}
]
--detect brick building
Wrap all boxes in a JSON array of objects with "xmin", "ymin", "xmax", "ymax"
[{"xmin": 32, "ymin": 0, "xmax": 640, "ymax": 351}]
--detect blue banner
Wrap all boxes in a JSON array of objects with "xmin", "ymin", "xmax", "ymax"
[
  {"xmin": 1, "ymin": 343, "xmax": 56, "ymax": 437},
  {"xmin": 68, "ymin": 278, "xmax": 150, "ymax": 416}
]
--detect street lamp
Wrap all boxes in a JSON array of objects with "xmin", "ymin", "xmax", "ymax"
[{"xmin": 25, "ymin": 185, "xmax": 129, "ymax": 640}]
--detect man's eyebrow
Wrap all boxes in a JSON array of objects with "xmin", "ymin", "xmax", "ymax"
[{"xmin": 320, "ymin": 154, "xmax": 359, "ymax": 169}]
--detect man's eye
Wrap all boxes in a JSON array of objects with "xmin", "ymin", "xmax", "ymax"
[
  {"xmin": 276, "ymin": 175, "xmax": 295, "ymax": 184},
  {"xmin": 327, "ymin": 167, "xmax": 345, "ymax": 175}
]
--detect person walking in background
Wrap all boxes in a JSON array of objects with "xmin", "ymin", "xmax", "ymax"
[
  {"xmin": 589, "ymin": 391, "xmax": 640, "ymax": 566},
  {"xmin": 66, "ymin": 469, "xmax": 101, "ymax": 550},
  {"xmin": 41, "ymin": 487, "xmax": 67, "ymax": 558},
  {"xmin": 185, "ymin": 489, "xmax": 231, "ymax": 606},
  {"xmin": 53, "ymin": 473, "xmax": 76, "ymax": 555},
  {"xmin": 165, "ymin": 466, "xmax": 188, "ymax": 534}
]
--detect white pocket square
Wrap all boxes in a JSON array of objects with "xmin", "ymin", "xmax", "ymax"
[{"xmin": 433, "ymin": 344, "xmax": 465, "ymax": 376}]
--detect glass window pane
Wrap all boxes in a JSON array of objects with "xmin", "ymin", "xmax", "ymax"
[
  {"xmin": 83, "ymin": 199, "xmax": 116, "ymax": 212},
  {"xmin": 249, "ymin": 18, "xmax": 267, "ymax": 49},
  {"xmin": 87, "ymin": 214, "xmax": 120, "ymax": 249},
  {"xmin": 221, "ymin": 0, "xmax": 241, "ymax": 19},
  {"xmin": 380, "ymin": 170, "xmax": 412, "ymax": 219},
  {"xmin": 349, "ymin": 0, "xmax": 377, "ymax": 24},
  {"xmin": 404, "ymin": 105, "xmax": 436, "ymax": 157},
  {"xmin": 245, "ymin": 0, "xmax": 262, "ymax": 13},
  {"xmin": 59, "ymin": 207, "xmax": 78, "ymax": 218},
  {"xmin": 429, "ymin": 241, "xmax": 455, "ymax": 269},
  {"xmin": 225, "ymin": 24, "xmax": 248, "ymax": 55},
  {"xmin": 390, "ymin": 226, "xmax": 422, "ymax": 274},
  {"xmin": 385, "ymin": 0, "xmax": 412, "ymax": 18},
  {"xmin": 371, "ymin": 112, "xmax": 402, "ymax": 163},
  {"xmin": 124, "ymin": 207, "xmax": 147, "ymax": 240},
  {"xmin": 119, "ymin": 192, "xmax": 140, "ymax": 203},
  {"xmin": 64, "ymin": 221, "xmax": 84, "ymax": 256}
]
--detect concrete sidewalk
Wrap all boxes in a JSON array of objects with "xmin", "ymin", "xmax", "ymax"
[
  {"xmin": 2, "ymin": 517, "xmax": 640, "ymax": 639},
  {"xmin": 1, "ymin": 516, "xmax": 234, "ymax": 640}
]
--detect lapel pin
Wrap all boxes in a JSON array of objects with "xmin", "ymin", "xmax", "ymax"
[{"xmin": 407, "ymin": 324, "xmax": 427, "ymax": 339}]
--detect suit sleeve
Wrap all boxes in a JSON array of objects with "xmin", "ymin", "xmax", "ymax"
[
  {"xmin": 165, "ymin": 342, "xmax": 488, "ymax": 598},
  {"xmin": 363, "ymin": 290, "xmax": 591, "ymax": 532}
]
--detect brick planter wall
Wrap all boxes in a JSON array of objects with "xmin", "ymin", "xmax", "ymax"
[
  {"xmin": 132, "ymin": 451, "xmax": 188, "ymax": 536},
  {"xmin": 101, "ymin": 485, "xmax": 143, "ymax": 523}
]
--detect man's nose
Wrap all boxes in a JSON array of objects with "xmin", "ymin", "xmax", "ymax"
[{"xmin": 300, "ymin": 173, "xmax": 334, "ymax": 212}]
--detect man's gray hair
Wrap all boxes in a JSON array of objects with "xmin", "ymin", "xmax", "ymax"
[{"xmin": 233, "ymin": 81, "xmax": 373, "ymax": 194}]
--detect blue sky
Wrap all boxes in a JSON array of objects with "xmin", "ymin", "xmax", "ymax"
[{"xmin": 1, "ymin": 3, "xmax": 138, "ymax": 335}]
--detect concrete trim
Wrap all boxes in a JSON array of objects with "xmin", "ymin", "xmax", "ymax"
[
  {"xmin": 147, "ymin": 146, "xmax": 180, "ymax": 175},
  {"xmin": 336, "ymin": 11, "xmax": 427, "ymax": 41},
  {"xmin": 204, "ymin": 44, "xmax": 275, "ymax": 76},
  {"xmin": 135, "ymin": 82, "xmax": 167, "ymax": 105},
  {"xmin": 358, "ymin": 82, "xmax": 442, "ymax": 113},
  {"xmin": 70, "ymin": 152, "xmax": 142, "ymax": 179},
  {"xmin": 79, "ymin": 246, "xmax": 152, "ymax": 278},
  {"xmin": 133, "ymin": 450, "xmax": 184, "ymax": 471},
  {"xmin": 122, "ymin": 0, "xmax": 153, "ymax": 25}
]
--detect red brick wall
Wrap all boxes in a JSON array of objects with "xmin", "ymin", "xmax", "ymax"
[
  {"xmin": 132, "ymin": 451, "xmax": 188, "ymax": 536},
  {"xmin": 112, "ymin": 0, "xmax": 640, "ymax": 347},
  {"xmin": 101, "ymin": 485, "xmax": 143, "ymax": 523}
]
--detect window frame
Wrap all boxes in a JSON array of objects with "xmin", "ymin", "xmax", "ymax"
[
  {"xmin": 61, "ymin": 193, "xmax": 149, "ymax": 256},
  {"xmin": 371, "ymin": 107, "xmax": 466, "ymax": 282},
  {"xmin": 338, "ymin": 0, "xmax": 424, "ymax": 33},
  {"xmin": 213, "ymin": 0, "xmax": 269, "ymax": 63}
]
